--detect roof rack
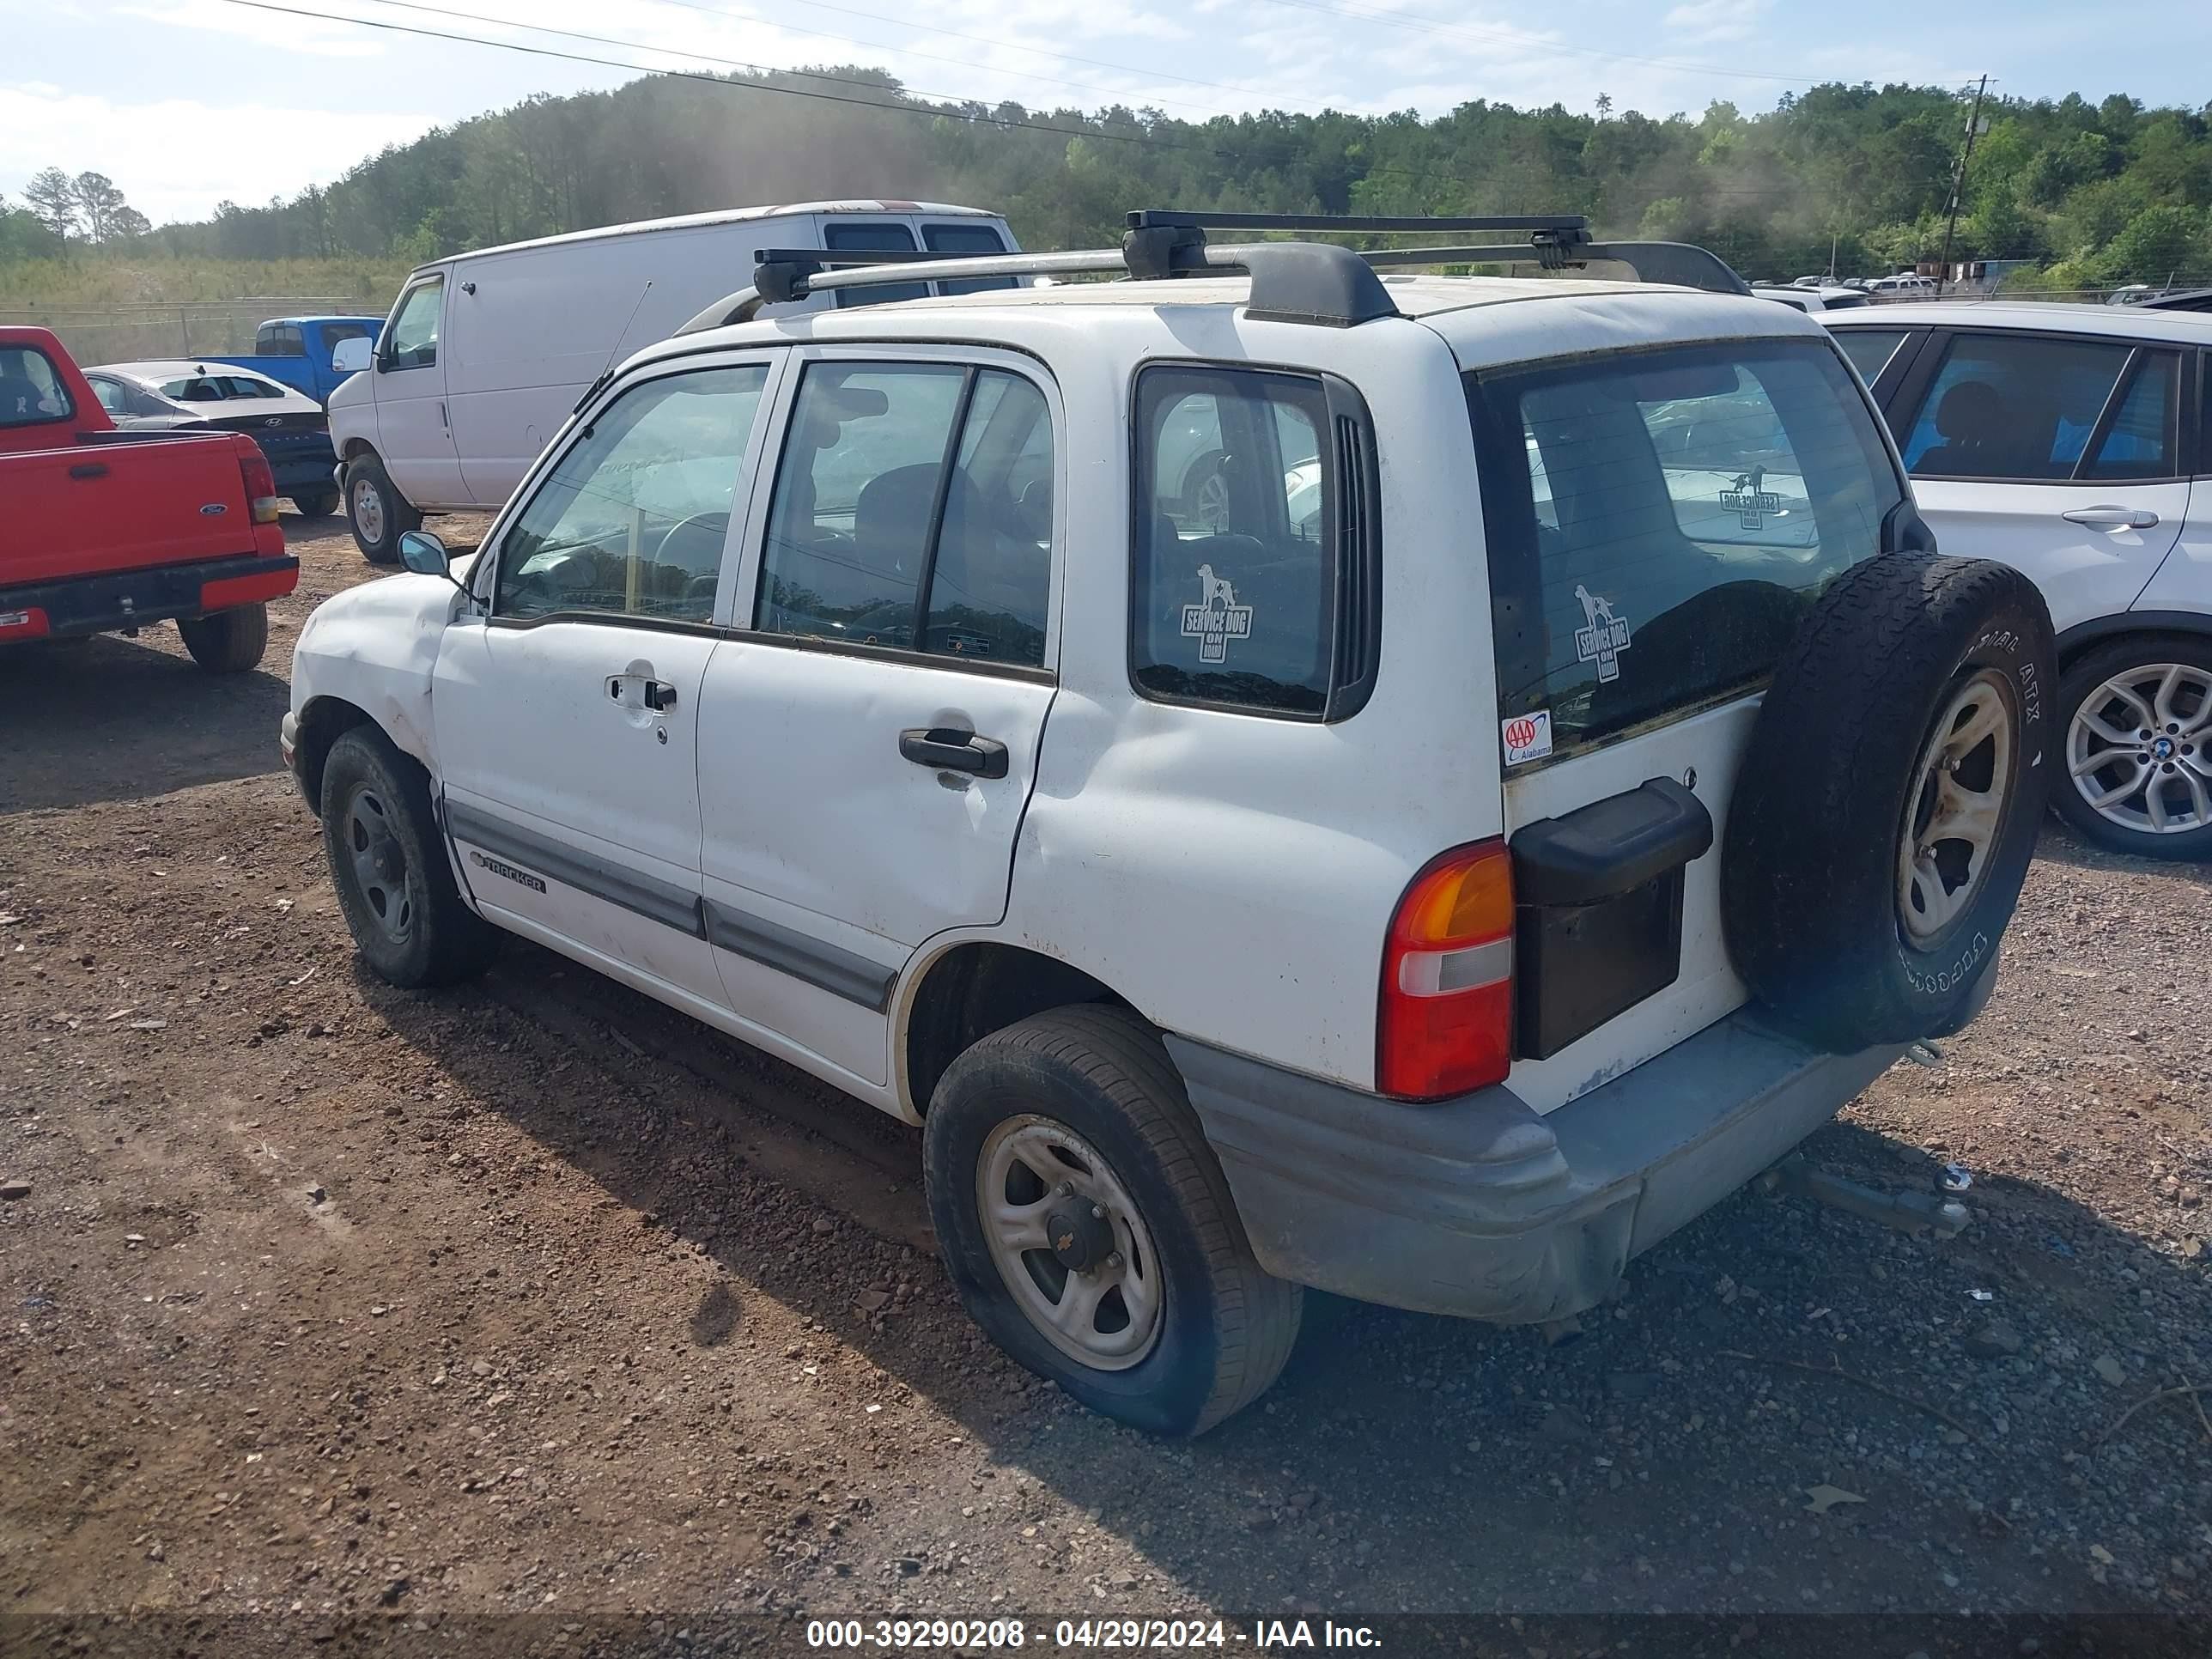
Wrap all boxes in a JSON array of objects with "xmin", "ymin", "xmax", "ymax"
[{"xmin": 677, "ymin": 209, "xmax": 1748, "ymax": 335}]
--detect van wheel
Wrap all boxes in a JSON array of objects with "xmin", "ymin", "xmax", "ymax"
[
  {"xmin": 319, "ymin": 727, "xmax": 499, "ymax": 988},
  {"xmin": 923, "ymin": 1005, "xmax": 1302, "ymax": 1437},
  {"xmin": 1723, "ymin": 555, "xmax": 2056, "ymax": 1050},
  {"xmin": 177, "ymin": 604, "xmax": 269, "ymax": 673},
  {"xmin": 344, "ymin": 455, "xmax": 420, "ymax": 565},
  {"xmin": 2051, "ymin": 635, "xmax": 2212, "ymax": 860}
]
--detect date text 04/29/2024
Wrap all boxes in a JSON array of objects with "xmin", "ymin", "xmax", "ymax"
[{"xmin": 804, "ymin": 1619, "xmax": 1382, "ymax": 1649}]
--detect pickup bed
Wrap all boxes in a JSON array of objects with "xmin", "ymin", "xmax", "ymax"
[
  {"xmin": 2, "ymin": 325, "xmax": 298, "ymax": 672},
  {"xmin": 201, "ymin": 316, "xmax": 382, "ymax": 405}
]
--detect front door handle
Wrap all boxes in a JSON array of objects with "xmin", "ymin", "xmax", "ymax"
[
  {"xmin": 899, "ymin": 727, "xmax": 1009, "ymax": 778},
  {"xmin": 606, "ymin": 674, "xmax": 678, "ymax": 712},
  {"xmin": 2061, "ymin": 505, "xmax": 2160, "ymax": 530}
]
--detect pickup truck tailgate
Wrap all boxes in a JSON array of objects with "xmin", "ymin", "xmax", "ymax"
[{"xmin": 1, "ymin": 433, "xmax": 252, "ymax": 587}]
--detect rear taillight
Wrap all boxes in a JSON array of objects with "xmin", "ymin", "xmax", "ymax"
[
  {"xmin": 0, "ymin": 607, "xmax": 52, "ymax": 639},
  {"xmin": 240, "ymin": 448, "xmax": 280, "ymax": 524},
  {"xmin": 1378, "ymin": 839, "xmax": 1515, "ymax": 1100}
]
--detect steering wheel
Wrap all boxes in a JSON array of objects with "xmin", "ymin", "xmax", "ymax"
[{"xmin": 653, "ymin": 511, "xmax": 732, "ymax": 575}]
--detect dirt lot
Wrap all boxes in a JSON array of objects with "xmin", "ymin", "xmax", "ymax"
[{"xmin": 3, "ymin": 516, "xmax": 2209, "ymax": 1652}]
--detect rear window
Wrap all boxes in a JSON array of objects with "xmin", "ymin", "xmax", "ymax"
[
  {"xmin": 923, "ymin": 222, "xmax": 1017, "ymax": 295},
  {"xmin": 823, "ymin": 222, "xmax": 927, "ymax": 308},
  {"xmin": 1470, "ymin": 339, "xmax": 1904, "ymax": 760},
  {"xmin": 158, "ymin": 372, "xmax": 286, "ymax": 402},
  {"xmin": 0, "ymin": 346, "xmax": 73, "ymax": 428}
]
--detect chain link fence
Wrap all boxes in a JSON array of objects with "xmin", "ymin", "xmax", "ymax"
[{"xmin": 0, "ymin": 297, "xmax": 370, "ymax": 365}]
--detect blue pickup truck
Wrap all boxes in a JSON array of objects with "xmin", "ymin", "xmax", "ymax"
[{"xmin": 203, "ymin": 316, "xmax": 382, "ymax": 405}]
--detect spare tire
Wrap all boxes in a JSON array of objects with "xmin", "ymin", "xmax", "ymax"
[{"xmin": 1723, "ymin": 554, "xmax": 2055, "ymax": 1051}]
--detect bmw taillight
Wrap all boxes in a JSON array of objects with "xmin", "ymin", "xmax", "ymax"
[
  {"xmin": 1378, "ymin": 839, "xmax": 1515, "ymax": 1100},
  {"xmin": 240, "ymin": 448, "xmax": 280, "ymax": 524}
]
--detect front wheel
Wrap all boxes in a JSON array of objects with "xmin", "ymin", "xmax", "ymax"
[
  {"xmin": 343, "ymin": 454, "xmax": 421, "ymax": 566},
  {"xmin": 923, "ymin": 1005, "xmax": 1302, "ymax": 1437},
  {"xmin": 177, "ymin": 604, "xmax": 269, "ymax": 673},
  {"xmin": 2052, "ymin": 635, "xmax": 2212, "ymax": 859}
]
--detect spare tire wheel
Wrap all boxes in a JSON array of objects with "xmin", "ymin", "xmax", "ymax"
[{"xmin": 1723, "ymin": 554, "xmax": 2055, "ymax": 1051}]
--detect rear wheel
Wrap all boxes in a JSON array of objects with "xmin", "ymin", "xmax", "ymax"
[
  {"xmin": 2052, "ymin": 635, "xmax": 2212, "ymax": 860},
  {"xmin": 294, "ymin": 489, "xmax": 341, "ymax": 519},
  {"xmin": 319, "ymin": 727, "xmax": 499, "ymax": 988},
  {"xmin": 923, "ymin": 1005, "xmax": 1302, "ymax": 1437},
  {"xmin": 343, "ymin": 454, "xmax": 420, "ymax": 565},
  {"xmin": 177, "ymin": 604, "xmax": 269, "ymax": 673}
]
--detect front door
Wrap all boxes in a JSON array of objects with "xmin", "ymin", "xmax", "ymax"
[
  {"xmin": 1887, "ymin": 329, "xmax": 2190, "ymax": 634},
  {"xmin": 432, "ymin": 353, "xmax": 783, "ymax": 1012},
  {"xmin": 372, "ymin": 275, "xmax": 466, "ymax": 508},
  {"xmin": 696, "ymin": 348, "xmax": 1061, "ymax": 1089}
]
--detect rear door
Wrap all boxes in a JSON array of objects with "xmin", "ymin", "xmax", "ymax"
[
  {"xmin": 694, "ymin": 345, "xmax": 1060, "ymax": 1089},
  {"xmin": 1468, "ymin": 337, "xmax": 1910, "ymax": 1106},
  {"xmin": 1878, "ymin": 327, "xmax": 2190, "ymax": 634}
]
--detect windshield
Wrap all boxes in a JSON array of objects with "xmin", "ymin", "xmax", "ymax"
[
  {"xmin": 0, "ymin": 346, "xmax": 73, "ymax": 427},
  {"xmin": 1471, "ymin": 338, "xmax": 1905, "ymax": 760}
]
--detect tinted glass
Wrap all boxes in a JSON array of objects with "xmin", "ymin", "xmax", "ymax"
[
  {"xmin": 323, "ymin": 323, "xmax": 372, "ymax": 348},
  {"xmin": 2081, "ymin": 352, "xmax": 2176, "ymax": 480},
  {"xmin": 159, "ymin": 373, "xmax": 286, "ymax": 401},
  {"xmin": 386, "ymin": 279, "xmax": 442, "ymax": 369},
  {"xmin": 1832, "ymin": 327, "xmax": 1909, "ymax": 386},
  {"xmin": 495, "ymin": 364, "xmax": 769, "ymax": 624},
  {"xmin": 1901, "ymin": 333, "xmax": 2169, "ymax": 480},
  {"xmin": 1474, "ymin": 340, "xmax": 1905, "ymax": 758},
  {"xmin": 259, "ymin": 325, "xmax": 306, "ymax": 356},
  {"xmin": 823, "ymin": 222, "xmax": 926, "ymax": 308},
  {"xmin": 0, "ymin": 347, "xmax": 72, "ymax": 427},
  {"xmin": 924, "ymin": 373, "xmax": 1053, "ymax": 664},
  {"xmin": 1133, "ymin": 367, "xmax": 1335, "ymax": 715},
  {"xmin": 923, "ymin": 222, "xmax": 1017, "ymax": 295}
]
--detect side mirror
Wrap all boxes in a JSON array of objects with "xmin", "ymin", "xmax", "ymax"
[
  {"xmin": 398, "ymin": 530, "xmax": 451, "ymax": 575},
  {"xmin": 330, "ymin": 337, "xmax": 373, "ymax": 375}
]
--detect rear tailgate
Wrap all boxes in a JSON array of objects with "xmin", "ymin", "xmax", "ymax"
[
  {"xmin": 1462, "ymin": 332, "xmax": 1909, "ymax": 1113},
  {"xmin": 0, "ymin": 430, "xmax": 254, "ymax": 588}
]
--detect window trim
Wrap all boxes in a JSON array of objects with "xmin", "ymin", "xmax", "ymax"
[
  {"xmin": 0, "ymin": 345, "xmax": 76, "ymax": 430},
  {"xmin": 1888, "ymin": 325, "xmax": 2188, "ymax": 486},
  {"xmin": 482, "ymin": 353, "xmax": 786, "ymax": 629},
  {"xmin": 1124, "ymin": 358, "xmax": 1381, "ymax": 725},
  {"xmin": 732, "ymin": 341, "xmax": 1065, "ymax": 682},
  {"xmin": 380, "ymin": 276, "xmax": 446, "ymax": 373}
]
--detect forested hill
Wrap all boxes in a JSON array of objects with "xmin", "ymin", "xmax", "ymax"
[{"xmin": 25, "ymin": 69, "xmax": 2212, "ymax": 287}]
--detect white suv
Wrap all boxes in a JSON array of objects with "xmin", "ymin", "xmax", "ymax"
[
  {"xmin": 1826, "ymin": 303, "xmax": 2212, "ymax": 858},
  {"xmin": 283, "ymin": 212, "xmax": 2055, "ymax": 1436}
]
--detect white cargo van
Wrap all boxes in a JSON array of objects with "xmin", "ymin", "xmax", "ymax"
[{"xmin": 326, "ymin": 201, "xmax": 1019, "ymax": 561}]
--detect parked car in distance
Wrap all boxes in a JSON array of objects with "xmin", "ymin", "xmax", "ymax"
[
  {"xmin": 1825, "ymin": 302, "xmax": 2212, "ymax": 858},
  {"xmin": 2137, "ymin": 287, "xmax": 2212, "ymax": 313},
  {"xmin": 85, "ymin": 360, "xmax": 341, "ymax": 517},
  {"xmin": 326, "ymin": 201, "xmax": 1021, "ymax": 564},
  {"xmin": 1866, "ymin": 273, "xmax": 1940, "ymax": 298},
  {"xmin": 1753, "ymin": 283, "xmax": 1875, "ymax": 313},
  {"xmin": 200, "ymin": 316, "xmax": 383, "ymax": 405},
  {"xmin": 286, "ymin": 210, "xmax": 2054, "ymax": 1435},
  {"xmin": 2, "ymin": 326, "xmax": 297, "ymax": 671}
]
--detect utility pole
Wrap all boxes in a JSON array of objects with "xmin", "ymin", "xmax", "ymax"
[{"xmin": 1936, "ymin": 75, "xmax": 1990, "ymax": 297}]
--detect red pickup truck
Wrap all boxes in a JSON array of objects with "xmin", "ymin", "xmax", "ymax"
[{"xmin": 2, "ymin": 325, "xmax": 298, "ymax": 672}]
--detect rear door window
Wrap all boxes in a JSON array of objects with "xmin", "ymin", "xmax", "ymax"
[
  {"xmin": 922, "ymin": 222, "xmax": 1017, "ymax": 295},
  {"xmin": 1471, "ymin": 340, "xmax": 1904, "ymax": 757},
  {"xmin": 823, "ymin": 222, "xmax": 927, "ymax": 308},
  {"xmin": 1899, "ymin": 333, "xmax": 2179, "ymax": 481},
  {"xmin": 1832, "ymin": 327, "xmax": 1911, "ymax": 387}
]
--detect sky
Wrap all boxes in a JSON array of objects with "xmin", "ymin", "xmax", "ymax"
[{"xmin": 3, "ymin": 0, "xmax": 2209, "ymax": 228}]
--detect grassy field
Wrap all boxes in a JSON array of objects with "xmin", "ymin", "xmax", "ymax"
[{"xmin": 0, "ymin": 255, "xmax": 412, "ymax": 362}]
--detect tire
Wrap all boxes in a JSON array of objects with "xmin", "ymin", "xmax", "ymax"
[
  {"xmin": 923, "ymin": 1005, "xmax": 1302, "ymax": 1437},
  {"xmin": 1723, "ymin": 554, "xmax": 2056, "ymax": 1051},
  {"xmin": 319, "ymin": 726, "xmax": 499, "ymax": 988},
  {"xmin": 176, "ymin": 603, "xmax": 269, "ymax": 673},
  {"xmin": 2050, "ymin": 634, "xmax": 2212, "ymax": 860},
  {"xmin": 343, "ymin": 454, "xmax": 420, "ymax": 566},
  {"xmin": 294, "ymin": 489, "xmax": 341, "ymax": 519}
]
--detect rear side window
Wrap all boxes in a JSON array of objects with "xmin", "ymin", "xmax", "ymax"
[
  {"xmin": 1899, "ymin": 333, "xmax": 2179, "ymax": 481},
  {"xmin": 258, "ymin": 325, "xmax": 306, "ymax": 356},
  {"xmin": 1832, "ymin": 327, "xmax": 1910, "ymax": 386},
  {"xmin": 1131, "ymin": 365, "xmax": 1377, "ymax": 720},
  {"xmin": 0, "ymin": 346, "xmax": 72, "ymax": 427},
  {"xmin": 823, "ymin": 222, "xmax": 926, "ymax": 308},
  {"xmin": 1471, "ymin": 340, "xmax": 1904, "ymax": 759}
]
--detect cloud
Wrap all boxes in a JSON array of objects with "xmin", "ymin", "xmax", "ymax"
[
  {"xmin": 118, "ymin": 0, "xmax": 387, "ymax": 57},
  {"xmin": 1662, "ymin": 0, "xmax": 1770, "ymax": 46},
  {"xmin": 0, "ymin": 83, "xmax": 439, "ymax": 221}
]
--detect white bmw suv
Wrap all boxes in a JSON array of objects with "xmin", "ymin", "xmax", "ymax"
[{"xmin": 283, "ymin": 212, "xmax": 2055, "ymax": 1435}]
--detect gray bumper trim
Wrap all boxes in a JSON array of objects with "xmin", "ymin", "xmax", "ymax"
[{"xmin": 1166, "ymin": 1011, "xmax": 1911, "ymax": 1324}]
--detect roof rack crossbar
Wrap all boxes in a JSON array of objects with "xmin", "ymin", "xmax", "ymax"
[{"xmin": 1129, "ymin": 210, "xmax": 1590, "ymax": 235}]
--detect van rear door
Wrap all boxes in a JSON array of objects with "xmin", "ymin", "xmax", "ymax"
[{"xmin": 1465, "ymin": 337, "xmax": 1909, "ymax": 1111}]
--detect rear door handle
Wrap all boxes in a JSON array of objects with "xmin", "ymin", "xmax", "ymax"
[
  {"xmin": 899, "ymin": 727, "xmax": 1009, "ymax": 778},
  {"xmin": 69, "ymin": 462, "xmax": 107, "ymax": 480},
  {"xmin": 606, "ymin": 674, "xmax": 678, "ymax": 712},
  {"xmin": 2061, "ymin": 505, "xmax": 2160, "ymax": 530}
]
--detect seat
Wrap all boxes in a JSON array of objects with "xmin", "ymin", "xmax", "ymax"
[
  {"xmin": 1913, "ymin": 380, "xmax": 2006, "ymax": 475},
  {"xmin": 853, "ymin": 462, "xmax": 942, "ymax": 578}
]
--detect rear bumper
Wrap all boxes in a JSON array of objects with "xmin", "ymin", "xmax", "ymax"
[
  {"xmin": 0, "ymin": 551, "xmax": 298, "ymax": 642},
  {"xmin": 1165, "ymin": 999, "xmax": 1977, "ymax": 1324}
]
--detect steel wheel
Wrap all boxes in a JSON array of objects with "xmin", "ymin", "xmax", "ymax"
[
  {"xmin": 1898, "ymin": 668, "xmax": 2016, "ymax": 945},
  {"xmin": 350, "ymin": 476, "xmax": 386, "ymax": 547},
  {"xmin": 976, "ymin": 1115, "xmax": 1163, "ymax": 1371},
  {"xmin": 2065, "ymin": 660, "xmax": 2212, "ymax": 837},
  {"xmin": 343, "ymin": 785, "xmax": 415, "ymax": 945}
]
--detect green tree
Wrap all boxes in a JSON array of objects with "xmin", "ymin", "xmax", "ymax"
[
  {"xmin": 2098, "ymin": 204, "xmax": 2208, "ymax": 283},
  {"xmin": 21, "ymin": 167, "xmax": 77, "ymax": 239},
  {"xmin": 71, "ymin": 172, "xmax": 129, "ymax": 240}
]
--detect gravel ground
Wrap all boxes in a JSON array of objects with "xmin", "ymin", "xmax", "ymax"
[{"xmin": 2, "ymin": 518, "xmax": 2208, "ymax": 1655}]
